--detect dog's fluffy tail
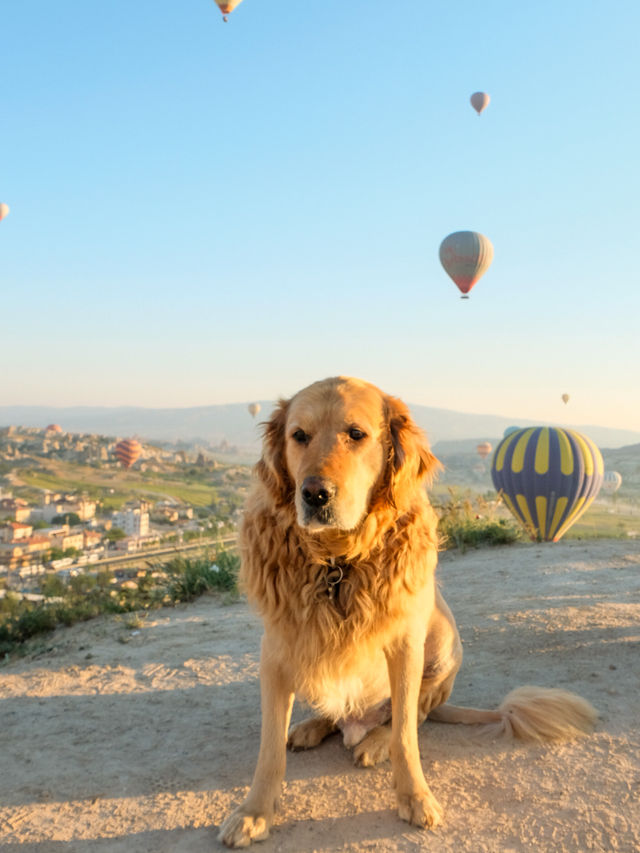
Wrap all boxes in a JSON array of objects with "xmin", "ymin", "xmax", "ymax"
[{"xmin": 428, "ymin": 686, "xmax": 598, "ymax": 743}]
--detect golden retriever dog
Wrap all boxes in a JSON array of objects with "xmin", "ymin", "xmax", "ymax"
[{"xmin": 219, "ymin": 376, "xmax": 597, "ymax": 848}]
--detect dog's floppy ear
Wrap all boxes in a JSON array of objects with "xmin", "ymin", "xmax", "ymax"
[
  {"xmin": 255, "ymin": 398, "xmax": 292, "ymax": 505},
  {"xmin": 384, "ymin": 394, "xmax": 442, "ymax": 504}
]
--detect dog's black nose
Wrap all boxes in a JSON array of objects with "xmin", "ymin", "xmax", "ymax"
[{"xmin": 301, "ymin": 477, "xmax": 334, "ymax": 509}]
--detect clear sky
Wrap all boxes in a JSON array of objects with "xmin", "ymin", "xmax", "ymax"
[{"xmin": 1, "ymin": 1, "xmax": 638, "ymax": 431}]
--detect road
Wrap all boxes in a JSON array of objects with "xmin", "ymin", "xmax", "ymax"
[{"xmin": 88, "ymin": 534, "xmax": 238, "ymax": 570}]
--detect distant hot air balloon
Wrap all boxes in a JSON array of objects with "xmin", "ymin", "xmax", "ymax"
[
  {"xmin": 45, "ymin": 424, "xmax": 63, "ymax": 434},
  {"xmin": 476, "ymin": 441, "xmax": 492, "ymax": 459},
  {"xmin": 0, "ymin": 203, "xmax": 9, "ymax": 222},
  {"xmin": 214, "ymin": 0, "xmax": 243, "ymax": 21},
  {"xmin": 561, "ymin": 393, "xmax": 570, "ymax": 404},
  {"xmin": 439, "ymin": 231, "xmax": 494, "ymax": 298},
  {"xmin": 503, "ymin": 426, "xmax": 520, "ymax": 438},
  {"xmin": 114, "ymin": 439, "xmax": 143, "ymax": 470},
  {"xmin": 602, "ymin": 471, "xmax": 622, "ymax": 494},
  {"xmin": 470, "ymin": 92, "xmax": 490, "ymax": 115},
  {"xmin": 248, "ymin": 402, "xmax": 261, "ymax": 418},
  {"xmin": 491, "ymin": 426, "xmax": 603, "ymax": 542}
]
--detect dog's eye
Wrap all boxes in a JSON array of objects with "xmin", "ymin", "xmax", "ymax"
[
  {"xmin": 348, "ymin": 427, "xmax": 366, "ymax": 442},
  {"xmin": 291, "ymin": 429, "xmax": 309, "ymax": 445}
]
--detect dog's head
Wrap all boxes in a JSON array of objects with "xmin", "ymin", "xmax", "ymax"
[{"xmin": 256, "ymin": 377, "xmax": 440, "ymax": 533}]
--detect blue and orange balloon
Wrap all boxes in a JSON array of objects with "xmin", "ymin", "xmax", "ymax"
[{"xmin": 491, "ymin": 427, "xmax": 603, "ymax": 542}]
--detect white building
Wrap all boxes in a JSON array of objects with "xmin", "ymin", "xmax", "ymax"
[
  {"xmin": 36, "ymin": 494, "xmax": 97, "ymax": 523},
  {"xmin": 112, "ymin": 506, "xmax": 149, "ymax": 538}
]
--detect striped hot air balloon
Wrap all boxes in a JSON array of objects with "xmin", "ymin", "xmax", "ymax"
[
  {"xmin": 439, "ymin": 231, "xmax": 494, "ymax": 298},
  {"xmin": 602, "ymin": 471, "xmax": 622, "ymax": 494},
  {"xmin": 114, "ymin": 439, "xmax": 142, "ymax": 470},
  {"xmin": 491, "ymin": 427, "xmax": 603, "ymax": 542},
  {"xmin": 476, "ymin": 441, "xmax": 492, "ymax": 459}
]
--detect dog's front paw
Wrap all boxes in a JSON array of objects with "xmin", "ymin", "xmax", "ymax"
[
  {"xmin": 397, "ymin": 787, "xmax": 443, "ymax": 830},
  {"xmin": 353, "ymin": 725, "xmax": 391, "ymax": 767},
  {"xmin": 288, "ymin": 716, "xmax": 336, "ymax": 751},
  {"xmin": 218, "ymin": 809, "xmax": 270, "ymax": 848}
]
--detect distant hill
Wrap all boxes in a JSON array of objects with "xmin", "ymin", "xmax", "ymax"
[{"xmin": 1, "ymin": 402, "xmax": 639, "ymax": 451}]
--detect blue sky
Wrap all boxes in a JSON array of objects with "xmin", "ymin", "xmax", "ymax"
[{"xmin": 1, "ymin": 1, "xmax": 638, "ymax": 432}]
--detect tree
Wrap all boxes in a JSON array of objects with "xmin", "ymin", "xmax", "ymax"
[
  {"xmin": 41, "ymin": 574, "xmax": 66, "ymax": 598},
  {"xmin": 52, "ymin": 513, "xmax": 82, "ymax": 526},
  {"xmin": 105, "ymin": 527, "xmax": 126, "ymax": 542}
]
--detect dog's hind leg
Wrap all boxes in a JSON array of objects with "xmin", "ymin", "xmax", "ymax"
[
  {"xmin": 353, "ymin": 724, "xmax": 392, "ymax": 766},
  {"xmin": 288, "ymin": 716, "xmax": 337, "ymax": 751}
]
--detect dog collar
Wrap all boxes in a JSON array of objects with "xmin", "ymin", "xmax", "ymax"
[{"xmin": 326, "ymin": 557, "xmax": 349, "ymax": 601}]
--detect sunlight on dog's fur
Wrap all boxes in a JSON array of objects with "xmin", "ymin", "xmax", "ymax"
[{"xmin": 218, "ymin": 376, "xmax": 597, "ymax": 849}]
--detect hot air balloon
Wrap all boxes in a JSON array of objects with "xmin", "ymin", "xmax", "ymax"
[
  {"xmin": 0, "ymin": 203, "xmax": 9, "ymax": 222},
  {"xmin": 214, "ymin": 0, "xmax": 243, "ymax": 21},
  {"xmin": 248, "ymin": 402, "xmax": 261, "ymax": 418},
  {"xmin": 602, "ymin": 471, "xmax": 622, "ymax": 494},
  {"xmin": 114, "ymin": 439, "xmax": 142, "ymax": 470},
  {"xmin": 476, "ymin": 441, "xmax": 492, "ymax": 459},
  {"xmin": 439, "ymin": 231, "xmax": 494, "ymax": 298},
  {"xmin": 45, "ymin": 424, "xmax": 63, "ymax": 434},
  {"xmin": 470, "ymin": 92, "xmax": 490, "ymax": 115},
  {"xmin": 562, "ymin": 394, "xmax": 570, "ymax": 404},
  {"xmin": 491, "ymin": 427, "xmax": 603, "ymax": 542},
  {"xmin": 503, "ymin": 426, "xmax": 520, "ymax": 438}
]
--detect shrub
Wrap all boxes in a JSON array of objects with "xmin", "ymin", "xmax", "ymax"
[
  {"xmin": 0, "ymin": 548, "xmax": 240, "ymax": 655},
  {"xmin": 434, "ymin": 489, "xmax": 522, "ymax": 552},
  {"xmin": 164, "ymin": 550, "xmax": 239, "ymax": 602}
]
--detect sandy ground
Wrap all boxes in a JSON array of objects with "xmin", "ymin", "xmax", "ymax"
[{"xmin": 1, "ymin": 539, "xmax": 639, "ymax": 853}]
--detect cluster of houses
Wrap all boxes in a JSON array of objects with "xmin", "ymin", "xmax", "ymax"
[
  {"xmin": 0, "ymin": 425, "xmax": 188, "ymax": 471},
  {"xmin": 0, "ymin": 424, "xmax": 248, "ymax": 591},
  {"xmin": 0, "ymin": 489, "xmax": 226, "ymax": 581}
]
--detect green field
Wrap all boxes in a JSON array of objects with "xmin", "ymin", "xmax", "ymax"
[
  {"xmin": 564, "ymin": 503, "xmax": 639, "ymax": 540},
  {"xmin": 17, "ymin": 460, "xmax": 247, "ymax": 510}
]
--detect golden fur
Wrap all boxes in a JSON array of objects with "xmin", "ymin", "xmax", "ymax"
[{"xmin": 219, "ymin": 377, "xmax": 597, "ymax": 849}]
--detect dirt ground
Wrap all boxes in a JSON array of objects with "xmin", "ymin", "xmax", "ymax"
[{"xmin": 1, "ymin": 538, "xmax": 639, "ymax": 853}]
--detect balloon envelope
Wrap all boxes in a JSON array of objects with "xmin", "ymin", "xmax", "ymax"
[
  {"xmin": 0, "ymin": 203, "xmax": 9, "ymax": 221},
  {"xmin": 503, "ymin": 426, "xmax": 520, "ymax": 438},
  {"xmin": 476, "ymin": 441, "xmax": 492, "ymax": 459},
  {"xmin": 248, "ymin": 402, "xmax": 261, "ymax": 418},
  {"xmin": 45, "ymin": 424, "xmax": 63, "ymax": 434},
  {"xmin": 439, "ymin": 231, "xmax": 494, "ymax": 297},
  {"xmin": 470, "ymin": 92, "xmax": 490, "ymax": 115},
  {"xmin": 602, "ymin": 471, "xmax": 622, "ymax": 494},
  {"xmin": 562, "ymin": 393, "xmax": 570, "ymax": 404},
  {"xmin": 215, "ymin": 0, "xmax": 243, "ymax": 16},
  {"xmin": 491, "ymin": 427, "xmax": 603, "ymax": 542},
  {"xmin": 115, "ymin": 439, "xmax": 142, "ymax": 470}
]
